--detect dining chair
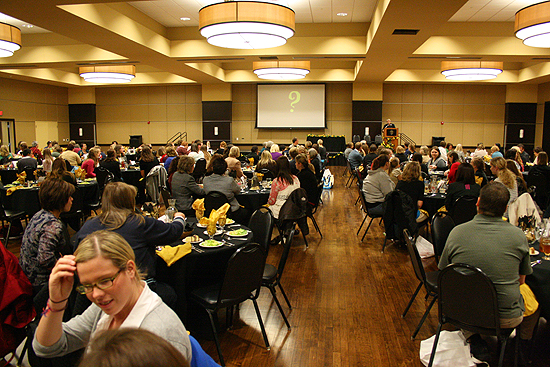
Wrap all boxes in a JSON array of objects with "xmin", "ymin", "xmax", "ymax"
[
  {"xmin": 193, "ymin": 158, "xmax": 207, "ymax": 183},
  {"xmin": 160, "ymin": 186, "xmax": 172, "ymax": 209},
  {"xmin": 306, "ymin": 182, "xmax": 323, "ymax": 238},
  {"xmin": 248, "ymin": 207, "xmax": 275, "ymax": 255},
  {"xmin": 450, "ymin": 195, "xmax": 477, "ymax": 225},
  {"xmin": 431, "ymin": 212, "xmax": 455, "ymax": 262},
  {"xmin": 94, "ymin": 166, "xmax": 114, "ymax": 195},
  {"xmin": 204, "ymin": 191, "xmax": 230, "ymax": 218},
  {"xmin": 190, "ymin": 244, "xmax": 269, "ymax": 367},
  {"xmin": 402, "ymin": 229, "xmax": 439, "ymax": 340},
  {"xmin": 258, "ymin": 168, "xmax": 275, "ymax": 180},
  {"xmin": 262, "ymin": 228, "xmax": 295, "ymax": 329},
  {"xmin": 427, "ymin": 263, "xmax": 516, "ymax": 367},
  {"xmin": 356, "ymin": 181, "xmax": 383, "ymax": 242},
  {"xmin": 0, "ymin": 200, "xmax": 26, "ymax": 248}
]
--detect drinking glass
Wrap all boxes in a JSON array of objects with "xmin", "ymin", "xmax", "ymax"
[
  {"xmin": 207, "ymin": 221, "xmax": 217, "ymax": 240},
  {"xmin": 166, "ymin": 199, "xmax": 177, "ymax": 222},
  {"xmin": 540, "ymin": 219, "xmax": 550, "ymax": 260}
]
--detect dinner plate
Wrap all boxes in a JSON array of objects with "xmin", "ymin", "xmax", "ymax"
[
  {"xmin": 204, "ymin": 229, "xmax": 223, "ymax": 236},
  {"xmin": 183, "ymin": 235, "xmax": 203, "ymax": 244},
  {"xmin": 227, "ymin": 229, "xmax": 249, "ymax": 237},
  {"xmin": 196, "ymin": 223, "xmax": 207, "ymax": 228},
  {"xmin": 530, "ymin": 249, "xmax": 539, "ymax": 256},
  {"xmin": 199, "ymin": 239, "xmax": 223, "ymax": 248}
]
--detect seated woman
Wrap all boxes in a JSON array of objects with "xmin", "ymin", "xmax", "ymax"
[
  {"xmin": 308, "ymin": 148, "xmax": 323, "ymax": 181},
  {"xmin": 471, "ymin": 158, "xmax": 488, "ymax": 188},
  {"xmin": 75, "ymin": 182, "xmax": 185, "ymax": 306},
  {"xmin": 506, "ymin": 159, "xmax": 528, "ymax": 197},
  {"xmin": 0, "ymin": 144, "xmax": 12, "ymax": 165},
  {"xmin": 490, "ymin": 156, "xmax": 518, "ymax": 216},
  {"xmin": 446, "ymin": 152, "xmax": 461, "ymax": 184},
  {"xmin": 268, "ymin": 157, "xmax": 300, "ymax": 219},
  {"xmin": 163, "ymin": 146, "xmax": 177, "ymax": 171},
  {"xmin": 411, "ymin": 152, "xmax": 429, "ymax": 177},
  {"xmin": 99, "ymin": 149, "xmax": 122, "ymax": 182},
  {"xmin": 166, "ymin": 156, "xmax": 180, "ymax": 190},
  {"xmin": 454, "ymin": 144, "xmax": 466, "ymax": 162},
  {"xmin": 445, "ymin": 163, "xmax": 481, "ymax": 215},
  {"xmin": 362, "ymin": 154, "xmax": 395, "ymax": 217},
  {"xmin": 427, "ymin": 147, "xmax": 447, "ymax": 171},
  {"xmin": 256, "ymin": 150, "xmax": 277, "ymax": 176},
  {"xmin": 42, "ymin": 148, "xmax": 54, "ymax": 174},
  {"xmin": 171, "ymin": 156, "xmax": 205, "ymax": 218},
  {"xmin": 394, "ymin": 145, "xmax": 408, "ymax": 163},
  {"xmin": 33, "ymin": 231, "xmax": 191, "ymax": 361},
  {"xmin": 81, "ymin": 148, "xmax": 99, "ymax": 179},
  {"xmin": 139, "ymin": 146, "xmax": 159, "ymax": 179},
  {"xmin": 19, "ymin": 178, "xmax": 75, "ymax": 292},
  {"xmin": 362, "ymin": 144, "xmax": 378, "ymax": 171},
  {"xmin": 396, "ymin": 162, "xmax": 427, "ymax": 222},
  {"xmin": 295, "ymin": 154, "xmax": 318, "ymax": 208},
  {"xmin": 270, "ymin": 144, "xmax": 282, "ymax": 161},
  {"xmin": 50, "ymin": 158, "xmax": 76, "ymax": 186},
  {"xmin": 387, "ymin": 157, "xmax": 402, "ymax": 185},
  {"xmin": 203, "ymin": 155, "xmax": 248, "ymax": 224},
  {"xmin": 225, "ymin": 146, "xmax": 244, "ymax": 178}
]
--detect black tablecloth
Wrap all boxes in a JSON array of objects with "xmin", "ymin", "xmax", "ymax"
[
  {"xmin": 327, "ymin": 153, "xmax": 346, "ymax": 166},
  {"xmin": 422, "ymin": 193, "xmax": 446, "ymax": 219},
  {"xmin": 156, "ymin": 223, "xmax": 253, "ymax": 329},
  {"xmin": 526, "ymin": 242, "xmax": 550, "ymax": 320},
  {"xmin": 236, "ymin": 189, "xmax": 270, "ymax": 212},
  {"xmin": 0, "ymin": 169, "xmax": 18, "ymax": 185},
  {"xmin": 306, "ymin": 135, "xmax": 346, "ymax": 152},
  {"xmin": 121, "ymin": 168, "xmax": 142, "ymax": 188},
  {"xmin": 0, "ymin": 181, "xmax": 99, "ymax": 217}
]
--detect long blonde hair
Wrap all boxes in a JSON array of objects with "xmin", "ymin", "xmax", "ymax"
[
  {"xmin": 75, "ymin": 230, "xmax": 144, "ymax": 285},
  {"xmin": 401, "ymin": 161, "xmax": 421, "ymax": 182},
  {"xmin": 491, "ymin": 156, "xmax": 516, "ymax": 189},
  {"xmin": 98, "ymin": 182, "xmax": 144, "ymax": 229},
  {"xmin": 259, "ymin": 150, "xmax": 274, "ymax": 165}
]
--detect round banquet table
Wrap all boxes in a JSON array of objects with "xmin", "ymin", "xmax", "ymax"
[
  {"xmin": 236, "ymin": 188, "xmax": 270, "ymax": 212},
  {"xmin": 0, "ymin": 168, "xmax": 18, "ymax": 185},
  {"xmin": 0, "ymin": 180, "xmax": 99, "ymax": 217},
  {"xmin": 155, "ymin": 221, "xmax": 253, "ymax": 333},
  {"xmin": 525, "ymin": 241, "xmax": 550, "ymax": 320},
  {"xmin": 422, "ymin": 192, "xmax": 446, "ymax": 219}
]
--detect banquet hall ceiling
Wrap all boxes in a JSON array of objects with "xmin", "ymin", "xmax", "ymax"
[{"xmin": 1, "ymin": 0, "xmax": 550, "ymax": 87}]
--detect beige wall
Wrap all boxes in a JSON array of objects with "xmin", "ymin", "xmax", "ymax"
[
  {"xmin": 0, "ymin": 77, "xmax": 69, "ymax": 146},
  {"xmin": 95, "ymin": 85, "xmax": 203, "ymax": 145},
  {"xmin": 232, "ymin": 83, "xmax": 352, "ymax": 145},
  {"xmin": 382, "ymin": 83, "xmax": 506, "ymax": 147}
]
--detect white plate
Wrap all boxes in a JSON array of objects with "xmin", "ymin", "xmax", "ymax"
[
  {"xmin": 183, "ymin": 235, "xmax": 203, "ymax": 244},
  {"xmin": 199, "ymin": 240, "xmax": 224, "ymax": 248},
  {"xmin": 227, "ymin": 230, "xmax": 249, "ymax": 237},
  {"xmin": 204, "ymin": 229, "xmax": 223, "ymax": 236},
  {"xmin": 196, "ymin": 223, "xmax": 207, "ymax": 228},
  {"xmin": 530, "ymin": 249, "xmax": 539, "ymax": 256}
]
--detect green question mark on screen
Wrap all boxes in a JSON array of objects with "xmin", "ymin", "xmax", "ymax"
[{"xmin": 289, "ymin": 91, "xmax": 301, "ymax": 112}]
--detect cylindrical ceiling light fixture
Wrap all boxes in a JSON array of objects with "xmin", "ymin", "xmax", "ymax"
[
  {"xmin": 515, "ymin": 1, "xmax": 550, "ymax": 48},
  {"xmin": 0, "ymin": 22, "xmax": 21, "ymax": 58},
  {"xmin": 79, "ymin": 65, "xmax": 136, "ymax": 83},
  {"xmin": 441, "ymin": 61, "xmax": 503, "ymax": 81},
  {"xmin": 199, "ymin": 1, "xmax": 295, "ymax": 49},
  {"xmin": 253, "ymin": 61, "xmax": 310, "ymax": 80}
]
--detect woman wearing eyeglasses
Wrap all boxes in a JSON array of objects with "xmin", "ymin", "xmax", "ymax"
[{"xmin": 33, "ymin": 230, "xmax": 192, "ymax": 362}]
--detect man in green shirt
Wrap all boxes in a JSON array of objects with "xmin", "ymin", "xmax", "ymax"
[{"xmin": 439, "ymin": 182, "xmax": 539, "ymax": 364}]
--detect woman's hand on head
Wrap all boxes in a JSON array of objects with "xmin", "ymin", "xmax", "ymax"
[
  {"xmin": 49, "ymin": 255, "xmax": 76, "ymax": 302},
  {"xmin": 174, "ymin": 212, "xmax": 186, "ymax": 220}
]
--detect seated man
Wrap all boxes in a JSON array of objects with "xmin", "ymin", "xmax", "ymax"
[
  {"xmin": 17, "ymin": 148, "xmax": 38, "ymax": 172},
  {"xmin": 348, "ymin": 142, "xmax": 363, "ymax": 170},
  {"xmin": 439, "ymin": 182, "xmax": 539, "ymax": 364}
]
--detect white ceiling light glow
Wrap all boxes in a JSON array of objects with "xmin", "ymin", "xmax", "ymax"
[
  {"xmin": 79, "ymin": 65, "xmax": 136, "ymax": 83},
  {"xmin": 253, "ymin": 61, "xmax": 310, "ymax": 80},
  {"xmin": 515, "ymin": 1, "xmax": 550, "ymax": 48},
  {"xmin": 199, "ymin": 1, "xmax": 295, "ymax": 49},
  {"xmin": 0, "ymin": 22, "xmax": 21, "ymax": 58},
  {"xmin": 441, "ymin": 61, "xmax": 503, "ymax": 81}
]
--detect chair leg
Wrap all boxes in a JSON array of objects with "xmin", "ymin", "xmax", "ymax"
[
  {"xmin": 497, "ymin": 337, "xmax": 508, "ymax": 367},
  {"xmin": 401, "ymin": 282, "xmax": 422, "ymax": 318},
  {"xmin": 278, "ymin": 282, "xmax": 292, "ymax": 309},
  {"xmin": 355, "ymin": 195, "xmax": 361, "ymax": 205},
  {"xmin": 357, "ymin": 215, "xmax": 368, "ymax": 235},
  {"xmin": 252, "ymin": 299, "xmax": 270, "ymax": 350},
  {"xmin": 303, "ymin": 233, "xmax": 308, "ymax": 248},
  {"xmin": 205, "ymin": 309, "xmax": 225, "ymax": 367},
  {"xmin": 427, "ymin": 323, "xmax": 443, "ymax": 367},
  {"xmin": 361, "ymin": 217, "xmax": 375, "ymax": 242},
  {"xmin": 17, "ymin": 338, "xmax": 29, "ymax": 367},
  {"xmin": 5, "ymin": 220, "xmax": 13, "ymax": 247},
  {"xmin": 268, "ymin": 285, "xmax": 291, "ymax": 329},
  {"xmin": 310, "ymin": 216, "xmax": 322, "ymax": 237},
  {"xmin": 411, "ymin": 294, "xmax": 437, "ymax": 340}
]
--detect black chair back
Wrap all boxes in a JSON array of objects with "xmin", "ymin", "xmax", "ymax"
[
  {"xmin": 248, "ymin": 207, "xmax": 274, "ymax": 254},
  {"xmin": 450, "ymin": 196, "xmax": 477, "ymax": 225},
  {"xmin": 24, "ymin": 167, "xmax": 36, "ymax": 181},
  {"xmin": 204, "ymin": 191, "xmax": 229, "ymax": 217},
  {"xmin": 421, "ymin": 171, "xmax": 429, "ymax": 180},
  {"xmin": 160, "ymin": 186, "xmax": 171, "ymax": 208},
  {"xmin": 309, "ymin": 182, "xmax": 323, "ymax": 215},
  {"xmin": 94, "ymin": 166, "xmax": 114, "ymax": 193},
  {"xmin": 217, "ymin": 244, "xmax": 266, "ymax": 307},
  {"xmin": 438, "ymin": 263, "xmax": 500, "ymax": 334},
  {"xmin": 527, "ymin": 168, "xmax": 549, "ymax": 210},
  {"xmin": 403, "ymin": 229, "xmax": 428, "ymax": 287},
  {"xmin": 64, "ymin": 159, "xmax": 72, "ymax": 172},
  {"xmin": 193, "ymin": 158, "xmax": 207, "ymax": 183},
  {"xmin": 431, "ymin": 212, "xmax": 455, "ymax": 261}
]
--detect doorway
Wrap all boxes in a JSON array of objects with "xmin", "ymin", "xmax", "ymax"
[{"xmin": 0, "ymin": 119, "xmax": 16, "ymax": 154}]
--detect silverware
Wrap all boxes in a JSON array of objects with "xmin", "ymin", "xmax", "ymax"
[
  {"xmin": 531, "ymin": 260, "xmax": 542, "ymax": 267},
  {"xmin": 222, "ymin": 239, "xmax": 235, "ymax": 247},
  {"xmin": 192, "ymin": 245, "xmax": 204, "ymax": 253}
]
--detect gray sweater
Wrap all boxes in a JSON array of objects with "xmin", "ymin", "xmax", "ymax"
[
  {"xmin": 362, "ymin": 168, "xmax": 395, "ymax": 203},
  {"xmin": 202, "ymin": 173, "xmax": 241, "ymax": 211},
  {"xmin": 171, "ymin": 171, "xmax": 205, "ymax": 211}
]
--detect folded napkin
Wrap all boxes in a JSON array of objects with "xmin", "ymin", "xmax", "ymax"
[
  {"xmin": 6, "ymin": 185, "xmax": 23, "ymax": 196},
  {"xmin": 156, "ymin": 243, "xmax": 192, "ymax": 266}
]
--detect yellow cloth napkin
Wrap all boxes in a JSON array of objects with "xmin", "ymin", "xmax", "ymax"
[
  {"xmin": 156, "ymin": 243, "xmax": 192, "ymax": 266},
  {"xmin": 520, "ymin": 283, "xmax": 539, "ymax": 317},
  {"xmin": 6, "ymin": 185, "xmax": 23, "ymax": 196}
]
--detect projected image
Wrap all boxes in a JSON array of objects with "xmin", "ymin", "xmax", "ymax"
[{"xmin": 257, "ymin": 84, "xmax": 326, "ymax": 129}]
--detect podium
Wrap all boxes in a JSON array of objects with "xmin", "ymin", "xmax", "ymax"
[{"xmin": 383, "ymin": 127, "xmax": 398, "ymax": 150}]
